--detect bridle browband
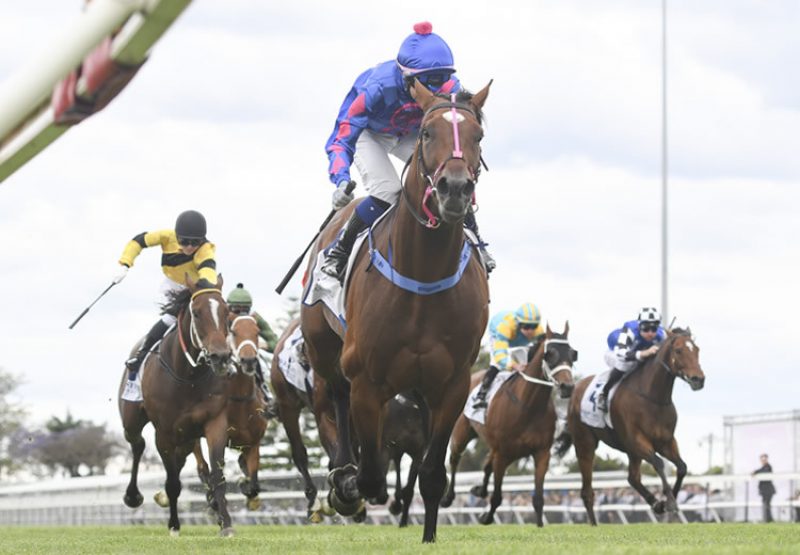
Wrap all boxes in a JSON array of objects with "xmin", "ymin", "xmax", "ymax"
[{"xmin": 400, "ymin": 94, "xmax": 487, "ymax": 229}]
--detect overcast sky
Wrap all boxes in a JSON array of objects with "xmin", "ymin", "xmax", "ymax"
[{"xmin": 1, "ymin": 1, "xmax": 798, "ymax": 476}]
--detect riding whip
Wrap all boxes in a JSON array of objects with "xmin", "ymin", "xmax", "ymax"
[
  {"xmin": 68, "ymin": 282, "xmax": 116, "ymax": 329},
  {"xmin": 275, "ymin": 180, "xmax": 357, "ymax": 295}
]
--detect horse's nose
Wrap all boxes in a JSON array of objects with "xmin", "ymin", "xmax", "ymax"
[
  {"xmin": 689, "ymin": 375, "xmax": 705, "ymax": 391},
  {"xmin": 559, "ymin": 383, "xmax": 575, "ymax": 399}
]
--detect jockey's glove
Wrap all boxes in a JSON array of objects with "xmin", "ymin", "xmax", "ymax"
[{"xmin": 332, "ymin": 180, "xmax": 355, "ymax": 210}]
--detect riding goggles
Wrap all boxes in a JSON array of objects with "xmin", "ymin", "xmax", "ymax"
[{"xmin": 178, "ymin": 236, "xmax": 204, "ymax": 247}]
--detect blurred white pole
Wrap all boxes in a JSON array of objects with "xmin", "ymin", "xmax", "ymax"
[
  {"xmin": 661, "ymin": 0, "xmax": 669, "ymax": 322},
  {"xmin": 0, "ymin": 0, "xmax": 145, "ymax": 141}
]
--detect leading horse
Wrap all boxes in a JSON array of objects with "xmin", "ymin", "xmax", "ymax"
[
  {"xmin": 118, "ymin": 277, "xmax": 234, "ymax": 536},
  {"xmin": 441, "ymin": 324, "xmax": 576, "ymax": 527},
  {"xmin": 302, "ymin": 80, "xmax": 491, "ymax": 542},
  {"xmin": 555, "ymin": 327, "xmax": 705, "ymax": 524}
]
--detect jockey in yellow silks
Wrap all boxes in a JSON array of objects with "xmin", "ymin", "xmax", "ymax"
[{"xmin": 472, "ymin": 302, "xmax": 544, "ymax": 409}]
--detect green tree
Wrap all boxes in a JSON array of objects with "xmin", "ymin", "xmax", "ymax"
[{"xmin": 0, "ymin": 368, "xmax": 27, "ymax": 477}]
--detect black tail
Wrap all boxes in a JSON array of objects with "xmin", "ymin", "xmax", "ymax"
[{"xmin": 553, "ymin": 430, "xmax": 573, "ymax": 459}]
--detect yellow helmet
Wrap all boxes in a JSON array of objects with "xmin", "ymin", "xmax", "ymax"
[{"xmin": 514, "ymin": 302, "xmax": 541, "ymax": 325}]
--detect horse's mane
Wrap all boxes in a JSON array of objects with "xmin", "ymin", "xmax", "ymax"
[
  {"xmin": 160, "ymin": 288, "xmax": 191, "ymax": 317},
  {"xmin": 434, "ymin": 89, "xmax": 484, "ymax": 125}
]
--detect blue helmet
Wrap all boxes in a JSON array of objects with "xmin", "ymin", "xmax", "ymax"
[{"xmin": 396, "ymin": 22, "xmax": 455, "ymax": 81}]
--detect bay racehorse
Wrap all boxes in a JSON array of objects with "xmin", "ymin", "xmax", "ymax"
[
  {"xmin": 441, "ymin": 323, "xmax": 576, "ymax": 526},
  {"xmin": 191, "ymin": 310, "xmax": 268, "ymax": 513},
  {"xmin": 555, "ymin": 327, "xmax": 705, "ymax": 524},
  {"xmin": 118, "ymin": 276, "xmax": 233, "ymax": 536},
  {"xmin": 272, "ymin": 317, "xmax": 429, "ymax": 527},
  {"xmin": 301, "ymin": 80, "xmax": 491, "ymax": 542}
]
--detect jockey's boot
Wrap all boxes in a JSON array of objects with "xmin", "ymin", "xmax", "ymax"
[
  {"xmin": 255, "ymin": 368, "xmax": 278, "ymax": 418},
  {"xmin": 473, "ymin": 365, "xmax": 500, "ymax": 409},
  {"xmin": 125, "ymin": 319, "xmax": 169, "ymax": 380},
  {"xmin": 597, "ymin": 368, "xmax": 624, "ymax": 412},
  {"xmin": 320, "ymin": 210, "xmax": 369, "ymax": 284},
  {"xmin": 464, "ymin": 209, "xmax": 496, "ymax": 274}
]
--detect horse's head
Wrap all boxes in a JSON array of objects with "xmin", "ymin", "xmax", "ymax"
[
  {"xmin": 228, "ymin": 314, "xmax": 260, "ymax": 377},
  {"xmin": 662, "ymin": 327, "xmax": 705, "ymax": 391},
  {"xmin": 541, "ymin": 322, "xmax": 577, "ymax": 398},
  {"xmin": 409, "ymin": 80, "xmax": 491, "ymax": 225},
  {"xmin": 186, "ymin": 275, "xmax": 231, "ymax": 376}
]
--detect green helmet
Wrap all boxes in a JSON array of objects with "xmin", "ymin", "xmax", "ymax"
[{"xmin": 227, "ymin": 283, "xmax": 252, "ymax": 306}]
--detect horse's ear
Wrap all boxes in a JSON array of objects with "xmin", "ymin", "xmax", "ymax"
[
  {"xmin": 410, "ymin": 78, "xmax": 435, "ymax": 108},
  {"xmin": 564, "ymin": 320, "xmax": 570, "ymax": 335},
  {"xmin": 545, "ymin": 322, "xmax": 552, "ymax": 338},
  {"xmin": 470, "ymin": 79, "xmax": 493, "ymax": 111},
  {"xmin": 185, "ymin": 273, "xmax": 196, "ymax": 291},
  {"xmin": 216, "ymin": 274, "xmax": 223, "ymax": 290}
]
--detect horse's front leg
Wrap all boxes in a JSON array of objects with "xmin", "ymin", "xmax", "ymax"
[
  {"xmin": 479, "ymin": 454, "xmax": 510, "ymax": 525},
  {"xmin": 399, "ymin": 454, "xmax": 422, "ymax": 527},
  {"xmin": 419, "ymin": 377, "xmax": 470, "ymax": 543},
  {"xmin": 627, "ymin": 454, "xmax": 660, "ymax": 511},
  {"xmin": 325, "ymin": 378, "xmax": 362, "ymax": 515},
  {"xmin": 238, "ymin": 447, "xmax": 262, "ymax": 510},
  {"xmin": 441, "ymin": 415, "xmax": 474, "ymax": 508},
  {"xmin": 154, "ymin": 433, "xmax": 182, "ymax": 536},
  {"xmin": 350, "ymin": 377, "xmax": 388, "ymax": 504},
  {"xmin": 206, "ymin": 415, "xmax": 234, "ymax": 536},
  {"xmin": 531, "ymin": 446, "xmax": 552, "ymax": 527},
  {"xmin": 281, "ymin": 401, "xmax": 319, "ymax": 518},
  {"xmin": 121, "ymin": 403, "xmax": 148, "ymax": 509},
  {"xmin": 570, "ymin": 419, "xmax": 599, "ymax": 525},
  {"xmin": 658, "ymin": 438, "xmax": 688, "ymax": 500},
  {"xmin": 192, "ymin": 440, "xmax": 214, "ymax": 507}
]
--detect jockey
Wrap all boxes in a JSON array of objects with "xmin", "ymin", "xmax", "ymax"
[
  {"xmin": 596, "ymin": 307, "xmax": 667, "ymax": 412},
  {"xmin": 473, "ymin": 302, "xmax": 544, "ymax": 409},
  {"xmin": 226, "ymin": 283, "xmax": 279, "ymax": 414},
  {"xmin": 320, "ymin": 21, "xmax": 495, "ymax": 283},
  {"xmin": 115, "ymin": 210, "xmax": 217, "ymax": 397}
]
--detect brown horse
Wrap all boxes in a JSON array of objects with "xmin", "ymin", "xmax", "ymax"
[
  {"xmin": 301, "ymin": 80, "xmax": 491, "ymax": 542},
  {"xmin": 272, "ymin": 318, "xmax": 429, "ymax": 527},
  {"xmin": 555, "ymin": 327, "xmax": 705, "ymax": 524},
  {"xmin": 192, "ymin": 311, "xmax": 268, "ymax": 513},
  {"xmin": 441, "ymin": 324, "xmax": 577, "ymax": 527},
  {"xmin": 118, "ymin": 277, "xmax": 233, "ymax": 536}
]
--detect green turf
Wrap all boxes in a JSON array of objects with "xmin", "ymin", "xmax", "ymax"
[{"xmin": 0, "ymin": 523, "xmax": 797, "ymax": 554}]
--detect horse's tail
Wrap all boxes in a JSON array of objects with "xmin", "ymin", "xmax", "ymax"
[{"xmin": 553, "ymin": 430, "xmax": 573, "ymax": 459}]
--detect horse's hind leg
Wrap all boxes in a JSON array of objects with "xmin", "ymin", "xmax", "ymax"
[
  {"xmin": 399, "ymin": 453, "xmax": 422, "ymax": 527},
  {"xmin": 388, "ymin": 452, "xmax": 403, "ymax": 515},
  {"xmin": 121, "ymin": 404, "xmax": 148, "ymax": 508},
  {"xmin": 532, "ymin": 447, "xmax": 552, "ymax": 527},
  {"xmin": 191, "ymin": 440, "xmax": 214, "ymax": 508},
  {"xmin": 154, "ymin": 434, "xmax": 183, "ymax": 536},
  {"xmin": 441, "ymin": 415, "xmax": 475, "ymax": 508},
  {"xmin": 572, "ymin": 423, "xmax": 599, "ymax": 525},
  {"xmin": 479, "ymin": 455, "xmax": 510, "ymax": 525}
]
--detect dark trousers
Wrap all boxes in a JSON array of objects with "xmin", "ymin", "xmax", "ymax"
[{"xmin": 762, "ymin": 495, "xmax": 774, "ymax": 522}]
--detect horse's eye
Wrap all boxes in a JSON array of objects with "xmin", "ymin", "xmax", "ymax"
[{"xmin": 421, "ymin": 128, "xmax": 431, "ymax": 140}]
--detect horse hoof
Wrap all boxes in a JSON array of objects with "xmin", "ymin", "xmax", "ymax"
[
  {"xmin": 470, "ymin": 485, "xmax": 487, "ymax": 498},
  {"xmin": 124, "ymin": 492, "xmax": 143, "ymax": 508},
  {"xmin": 388, "ymin": 499, "xmax": 403, "ymax": 515},
  {"xmin": 327, "ymin": 488, "xmax": 364, "ymax": 517},
  {"xmin": 246, "ymin": 496, "xmax": 262, "ymax": 511},
  {"xmin": 398, "ymin": 518, "xmax": 409, "ymax": 528},
  {"xmin": 367, "ymin": 490, "xmax": 389, "ymax": 505},
  {"xmin": 319, "ymin": 496, "xmax": 336, "ymax": 517},
  {"xmin": 652, "ymin": 500, "xmax": 667, "ymax": 514},
  {"xmin": 308, "ymin": 510, "xmax": 324, "ymax": 524},
  {"xmin": 478, "ymin": 512, "xmax": 494, "ymax": 525},
  {"xmin": 169, "ymin": 528, "xmax": 180, "ymax": 537},
  {"xmin": 352, "ymin": 506, "xmax": 367, "ymax": 523},
  {"xmin": 154, "ymin": 491, "xmax": 169, "ymax": 508},
  {"xmin": 440, "ymin": 492, "xmax": 454, "ymax": 508},
  {"xmin": 219, "ymin": 527, "xmax": 235, "ymax": 538}
]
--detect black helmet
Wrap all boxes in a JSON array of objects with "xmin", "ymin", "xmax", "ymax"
[{"xmin": 175, "ymin": 210, "xmax": 206, "ymax": 240}]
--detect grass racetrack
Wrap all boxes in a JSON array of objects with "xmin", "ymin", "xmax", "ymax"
[{"xmin": 1, "ymin": 523, "xmax": 798, "ymax": 554}]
